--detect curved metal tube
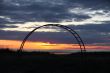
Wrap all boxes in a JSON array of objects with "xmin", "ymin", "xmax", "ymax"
[{"xmin": 18, "ymin": 24, "xmax": 86, "ymax": 53}]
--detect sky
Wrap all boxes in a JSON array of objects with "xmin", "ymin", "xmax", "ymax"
[{"xmin": 0, "ymin": 0, "xmax": 110, "ymax": 52}]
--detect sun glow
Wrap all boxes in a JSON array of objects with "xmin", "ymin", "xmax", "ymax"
[
  {"xmin": 0, "ymin": 40, "xmax": 110, "ymax": 51},
  {"xmin": 23, "ymin": 41, "xmax": 80, "ymax": 51},
  {"xmin": 0, "ymin": 40, "xmax": 79, "ymax": 51}
]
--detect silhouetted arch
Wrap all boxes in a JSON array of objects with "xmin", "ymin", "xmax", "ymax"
[{"xmin": 19, "ymin": 24, "xmax": 86, "ymax": 53}]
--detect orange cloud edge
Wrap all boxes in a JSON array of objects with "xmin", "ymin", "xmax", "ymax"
[{"xmin": 0, "ymin": 40, "xmax": 110, "ymax": 51}]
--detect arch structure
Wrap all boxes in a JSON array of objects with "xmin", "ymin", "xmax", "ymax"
[{"xmin": 19, "ymin": 24, "xmax": 86, "ymax": 53}]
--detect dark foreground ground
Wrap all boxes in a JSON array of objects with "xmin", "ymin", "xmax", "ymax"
[{"xmin": 0, "ymin": 49, "xmax": 110, "ymax": 73}]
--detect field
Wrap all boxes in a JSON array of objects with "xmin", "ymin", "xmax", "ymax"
[{"xmin": 0, "ymin": 49, "xmax": 110, "ymax": 73}]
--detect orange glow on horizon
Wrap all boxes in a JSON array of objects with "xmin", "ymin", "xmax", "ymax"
[
  {"xmin": 0, "ymin": 40, "xmax": 110, "ymax": 51},
  {"xmin": 0, "ymin": 40, "xmax": 79, "ymax": 51}
]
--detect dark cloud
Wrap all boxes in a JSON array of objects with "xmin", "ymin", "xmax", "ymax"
[
  {"xmin": 73, "ymin": 23, "xmax": 110, "ymax": 33},
  {"xmin": 0, "ymin": 24, "xmax": 18, "ymax": 28},
  {"xmin": 0, "ymin": 18, "xmax": 9, "ymax": 24},
  {"xmin": 0, "ymin": 25, "xmax": 17, "ymax": 28},
  {"xmin": 0, "ymin": 30, "xmax": 78, "ymax": 44},
  {"xmin": 0, "ymin": 0, "xmax": 109, "ymax": 24},
  {"xmin": 0, "ymin": 17, "xmax": 24, "ymax": 25},
  {"xmin": 0, "ymin": 30, "xmax": 28, "ymax": 40},
  {"xmin": 0, "ymin": 24, "xmax": 7, "ymax": 28},
  {"xmin": 66, "ymin": 0, "xmax": 110, "ymax": 10},
  {"xmin": 0, "ymin": 0, "xmax": 93, "ymax": 23},
  {"xmin": 67, "ymin": 23, "xmax": 110, "ymax": 44}
]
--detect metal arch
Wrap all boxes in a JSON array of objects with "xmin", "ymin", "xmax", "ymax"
[{"xmin": 18, "ymin": 24, "xmax": 86, "ymax": 53}]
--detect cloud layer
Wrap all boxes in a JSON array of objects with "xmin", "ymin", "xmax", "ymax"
[
  {"xmin": 0, "ymin": 0, "xmax": 110, "ymax": 24},
  {"xmin": 0, "ymin": 0, "xmax": 110, "ymax": 47}
]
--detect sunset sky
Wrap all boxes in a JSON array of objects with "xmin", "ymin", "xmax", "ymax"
[{"xmin": 0, "ymin": 0, "xmax": 110, "ymax": 52}]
